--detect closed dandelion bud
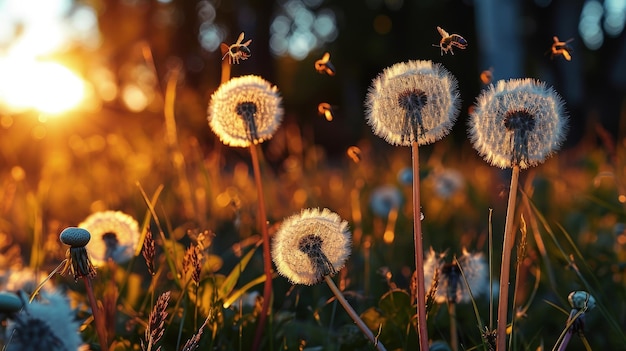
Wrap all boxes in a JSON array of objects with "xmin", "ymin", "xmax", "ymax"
[
  {"xmin": 79, "ymin": 210, "xmax": 140, "ymax": 266},
  {"xmin": 208, "ymin": 75, "xmax": 283, "ymax": 147},
  {"xmin": 568, "ymin": 290, "xmax": 596, "ymax": 311},
  {"xmin": 468, "ymin": 79, "xmax": 568, "ymax": 169},
  {"xmin": 0, "ymin": 291, "xmax": 23, "ymax": 314},
  {"xmin": 272, "ymin": 208, "xmax": 351, "ymax": 285},
  {"xmin": 59, "ymin": 227, "xmax": 96, "ymax": 281},
  {"xmin": 365, "ymin": 60, "xmax": 461, "ymax": 146}
]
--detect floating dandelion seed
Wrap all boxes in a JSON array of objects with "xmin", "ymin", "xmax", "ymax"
[
  {"xmin": 5, "ymin": 292, "xmax": 85, "ymax": 351},
  {"xmin": 272, "ymin": 208, "xmax": 351, "ymax": 285},
  {"xmin": 314, "ymin": 52, "xmax": 336, "ymax": 76},
  {"xmin": 208, "ymin": 75, "xmax": 283, "ymax": 147},
  {"xmin": 79, "ymin": 210, "xmax": 140, "ymax": 266},
  {"xmin": 468, "ymin": 78, "xmax": 568, "ymax": 169},
  {"xmin": 365, "ymin": 60, "xmax": 461, "ymax": 146}
]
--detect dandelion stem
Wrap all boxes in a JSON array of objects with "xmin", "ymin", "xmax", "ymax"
[
  {"xmin": 249, "ymin": 143, "xmax": 273, "ymax": 351},
  {"xmin": 496, "ymin": 164, "xmax": 520, "ymax": 351},
  {"xmin": 556, "ymin": 328, "xmax": 573, "ymax": 351},
  {"xmin": 411, "ymin": 141, "xmax": 429, "ymax": 351},
  {"xmin": 84, "ymin": 277, "xmax": 108, "ymax": 350},
  {"xmin": 324, "ymin": 275, "xmax": 387, "ymax": 351}
]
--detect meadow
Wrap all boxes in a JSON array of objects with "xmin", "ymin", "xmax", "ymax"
[{"xmin": 1, "ymin": 1, "xmax": 626, "ymax": 351}]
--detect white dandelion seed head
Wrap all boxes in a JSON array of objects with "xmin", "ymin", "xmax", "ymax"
[
  {"xmin": 468, "ymin": 78, "xmax": 568, "ymax": 169},
  {"xmin": 208, "ymin": 75, "xmax": 284, "ymax": 147},
  {"xmin": 272, "ymin": 208, "xmax": 351, "ymax": 285},
  {"xmin": 365, "ymin": 60, "xmax": 461, "ymax": 146},
  {"xmin": 79, "ymin": 210, "xmax": 140, "ymax": 266},
  {"xmin": 5, "ymin": 292, "xmax": 85, "ymax": 351},
  {"xmin": 423, "ymin": 247, "xmax": 489, "ymax": 304}
]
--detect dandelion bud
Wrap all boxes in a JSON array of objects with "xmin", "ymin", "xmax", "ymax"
[
  {"xmin": 0, "ymin": 291, "xmax": 23, "ymax": 314},
  {"xmin": 59, "ymin": 227, "xmax": 96, "ymax": 281},
  {"xmin": 568, "ymin": 290, "xmax": 596, "ymax": 311}
]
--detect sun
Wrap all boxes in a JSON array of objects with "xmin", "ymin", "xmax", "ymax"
[{"xmin": 0, "ymin": 57, "xmax": 86, "ymax": 116}]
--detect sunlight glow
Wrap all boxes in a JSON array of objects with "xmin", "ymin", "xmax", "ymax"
[{"xmin": 0, "ymin": 57, "xmax": 86, "ymax": 115}]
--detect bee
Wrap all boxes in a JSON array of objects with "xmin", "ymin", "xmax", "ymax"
[
  {"xmin": 221, "ymin": 32, "xmax": 252, "ymax": 64},
  {"xmin": 550, "ymin": 36, "xmax": 574, "ymax": 61},
  {"xmin": 433, "ymin": 26, "xmax": 467, "ymax": 55},
  {"xmin": 314, "ymin": 52, "xmax": 336, "ymax": 76},
  {"xmin": 317, "ymin": 102, "xmax": 335, "ymax": 121}
]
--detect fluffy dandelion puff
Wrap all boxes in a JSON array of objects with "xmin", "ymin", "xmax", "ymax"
[
  {"xmin": 79, "ymin": 210, "xmax": 140, "ymax": 266},
  {"xmin": 369, "ymin": 185, "xmax": 403, "ymax": 217},
  {"xmin": 365, "ymin": 60, "xmax": 461, "ymax": 146},
  {"xmin": 272, "ymin": 208, "xmax": 351, "ymax": 285},
  {"xmin": 468, "ymin": 78, "xmax": 568, "ymax": 169},
  {"xmin": 208, "ymin": 75, "xmax": 283, "ymax": 147},
  {"xmin": 5, "ymin": 292, "xmax": 85, "ymax": 351},
  {"xmin": 422, "ymin": 248, "xmax": 488, "ymax": 304}
]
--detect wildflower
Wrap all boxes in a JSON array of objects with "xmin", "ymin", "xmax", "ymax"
[
  {"xmin": 79, "ymin": 210, "xmax": 140, "ymax": 266},
  {"xmin": 369, "ymin": 185, "xmax": 403, "ymax": 217},
  {"xmin": 422, "ymin": 248, "xmax": 488, "ymax": 304},
  {"xmin": 5, "ymin": 292, "xmax": 85, "ymax": 351},
  {"xmin": 365, "ymin": 60, "xmax": 461, "ymax": 146},
  {"xmin": 142, "ymin": 230, "xmax": 156, "ymax": 276},
  {"xmin": 468, "ymin": 78, "xmax": 568, "ymax": 169},
  {"xmin": 59, "ymin": 227, "xmax": 96, "ymax": 280},
  {"xmin": 208, "ymin": 75, "xmax": 283, "ymax": 147},
  {"xmin": 143, "ymin": 291, "xmax": 170, "ymax": 351},
  {"xmin": 272, "ymin": 208, "xmax": 351, "ymax": 285}
]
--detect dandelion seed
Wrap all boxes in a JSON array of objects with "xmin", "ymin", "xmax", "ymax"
[
  {"xmin": 272, "ymin": 208, "xmax": 351, "ymax": 285},
  {"xmin": 422, "ymin": 248, "xmax": 488, "ymax": 304},
  {"xmin": 365, "ymin": 60, "xmax": 461, "ymax": 146},
  {"xmin": 208, "ymin": 75, "xmax": 283, "ymax": 148},
  {"xmin": 79, "ymin": 210, "xmax": 140, "ymax": 266},
  {"xmin": 5, "ymin": 292, "xmax": 85, "ymax": 351},
  {"xmin": 468, "ymin": 78, "xmax": 568, "ymax": 169}
]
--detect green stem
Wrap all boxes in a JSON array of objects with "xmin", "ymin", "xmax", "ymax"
[
  {"xmin": 324, "ymin": 276, "xmax": 387, "ymax": 351},
  {"xmin": 496, "ymin": 165, "xmax": 520, "ymax": 351},
  {"xmin": 412, "ymin": 141, "xmax": 429, "ymax": 350}
]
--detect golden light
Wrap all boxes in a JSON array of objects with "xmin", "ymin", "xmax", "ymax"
[{"xmin": 0, "ymin": 57, "xmax": 86, "ymax": 115}]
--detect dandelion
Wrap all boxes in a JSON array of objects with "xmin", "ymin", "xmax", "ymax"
[
  {"xmin": 468, "ymin": 78, "xmax": 568, "ymax": 170},
  {"xmin": 365, "ymin": 60, "xmax": 461, "ymax": 350},
  {"xmin": 273, "ymin": 208, "xmax": 350, "ymax": 285},
  {"xmin": 421, "ymin": 248, "xmax": 488, "ymax": 351},
  {"xmin": 272, "ymin": 208, "xmax": 386, "ymax": 351},
  {"xmin": 79, "ymin": 210, "xmax": 141, "ymax": 266},
  {"xmin": 422, "ymin": 248, "xmax": 489, "ymax": 304},
  {"xmin": 430, "ymin": 168, "xmax": 465, "ymax": 199},
  {"xmin": 207, "ymin": 75, "xmax": 283, "ymax": 148},
  {"xmin": 4, "ymin": 292, "xmax": 85, "ymax": 351},
  {"xmin": 208, "ymin": 74, "xmax": 284, "ymax": 351},
  {"xmin": 365, "ymin": 60, "xmax": 461, "ymax": 146},
  {"xmin": 467, "ymin": 78, "xmax": 568, "ymax": 351}
]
